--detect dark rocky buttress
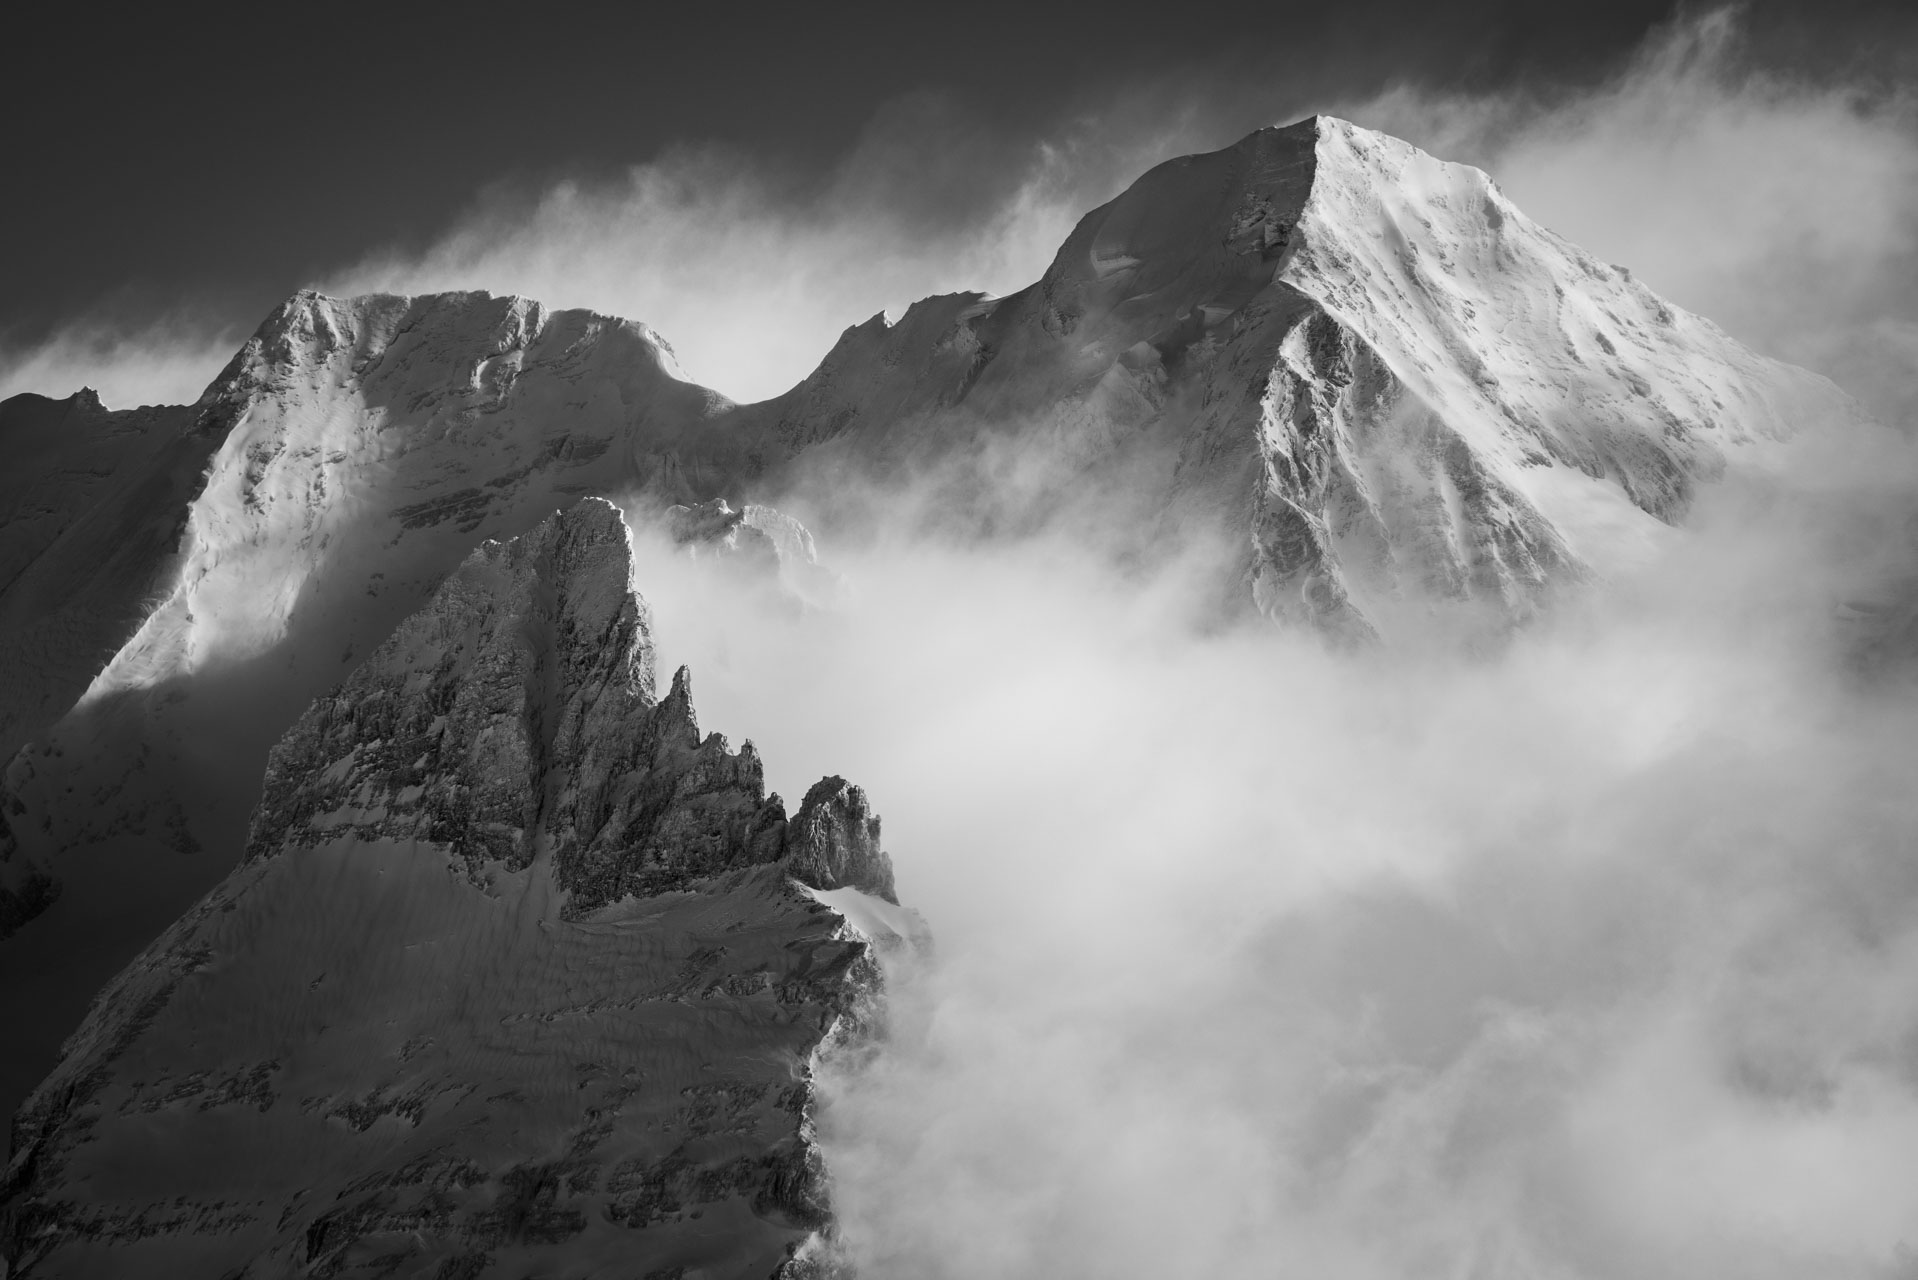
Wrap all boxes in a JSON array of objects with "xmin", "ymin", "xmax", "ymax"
[{"xmin": 1, "ymin": 498, "xmax": 912, "ymax": 1280}]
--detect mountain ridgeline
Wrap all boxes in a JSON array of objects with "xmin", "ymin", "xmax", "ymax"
[{"xmin": 0, "ymin": 116, "xmax": 1856, "ymax": 1278}]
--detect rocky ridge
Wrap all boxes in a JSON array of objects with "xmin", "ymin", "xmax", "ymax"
[
  {"xmin": 0, "ymin": 291, "xmax": 851, "ymax": 1128},
  {"xmin": 0, "ymin": 498, "xmax": 910, "ymax": 1279},
  {"xmin": 0, "ymin": 289, "xmax": 728, "ymax": 945}
]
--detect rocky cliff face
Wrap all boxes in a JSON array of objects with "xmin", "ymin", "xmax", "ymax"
[
  {"xmin": 0, "ymin": 292, "xmax": 819, "ymax": 1120},
  {"xmin": 246, "ymin": 496, "xmax": 890, "ymax": 905},
  {"xmin": 0, "ymin": 498, "xmax": 910, "ymax": 1279},
  {"xmin": 0, "ymin": 290, "xmax": 730, "ymax": 959}
]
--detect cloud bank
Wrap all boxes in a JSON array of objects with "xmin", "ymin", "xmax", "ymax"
[
  {"xmin": 596, "ymin": 20, "xmax": 1918, "ymax": 1270},
  {"xmin": 617, "ymin": 394, "xmax": 1918, "ymax": 1278}
]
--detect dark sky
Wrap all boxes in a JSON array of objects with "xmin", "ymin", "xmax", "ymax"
[{"xmin": 3, "ymin": 0, "xmax": 1913, "ymax": 351}]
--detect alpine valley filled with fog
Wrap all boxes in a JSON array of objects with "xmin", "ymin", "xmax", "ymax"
[{"xmin": 4, "ymin": 8, "xmax": 1918, "ymax": 1278}]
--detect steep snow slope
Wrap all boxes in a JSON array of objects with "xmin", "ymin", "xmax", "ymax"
[
  {"xmin": 1282, "ymin": 119, "xmax": 1837, "ymax": 580},
  {"xmin": 85, "ymin": 287, "xmax": 720, "ymax": 705},
  {"xmin": 0, "ymin": 292, "xmax": 762, "ymax": 1117},
  {"xmin": 713, "ymin": 116, "xmax": 1849, "ymax": 631},
  {"xmin": 1, "ymin": 499, "xmax": 910, "ymax": 1279},
  {"xmin": 0, "ymin": 390, "xmax": 211, "ymax": 761}
]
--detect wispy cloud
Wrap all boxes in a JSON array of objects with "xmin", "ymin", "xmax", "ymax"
[
  {"xmin": 319, "ymin": 93, "xmax": 1169, "ymax": 403},
  {"xmin": 0, "ymin": 315, "xmax": 237, "ymax": 410}
]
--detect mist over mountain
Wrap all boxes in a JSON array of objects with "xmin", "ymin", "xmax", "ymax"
[{"xmin": 2, "ymin": 64, "xmax": 1916, "ymax": 1280}]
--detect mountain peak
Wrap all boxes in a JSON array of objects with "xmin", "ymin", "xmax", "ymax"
[
  {"xmin": 252, "ymin": 494, "xmax": 896, "ymax": 904},
  {"xmin": 194, "ymin": 287, "xmax": 697, "ymax": 427},
  {"xmin": 5, "ymin": 496, "xmax": 911, "ymax": 1276},
  {"xmin": 738, "ymin": 112, "xmax": 1850, "ymax": 634}
]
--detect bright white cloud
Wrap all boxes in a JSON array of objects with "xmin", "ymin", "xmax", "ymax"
[{"xmin": 614, "ymin": 400, "xmax": 1918, "ymax": 1278}]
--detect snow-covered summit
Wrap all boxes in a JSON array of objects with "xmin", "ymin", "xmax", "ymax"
[
  {"xmin": 1292, "ymin": 117, "xmax": 1834, "ymax": 503},
  {"xmin": 94, "ymin": 288, "xmax": 721, "ymax": 698},
  {"xmin": 200, "ymin": 287, "xmax": 697, "ymax": 420},
  {"xmin": 14, "ymin": 121, "xmax": 1846, "ymax": 716},
  {"xmin": 735, "ymin": 115, "xmax": 1850, "ymax": 631}
]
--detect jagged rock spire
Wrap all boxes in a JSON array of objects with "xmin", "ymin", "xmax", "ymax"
[
  {"xmin": 2, "ymin": 496, "xmax": 912, "ymax": 1278},
  {"xmin": 253, "ymin": 495, "xmax": 897, "ymax": 905}
]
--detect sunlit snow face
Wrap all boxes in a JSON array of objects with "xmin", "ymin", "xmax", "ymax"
[
  {"xmin": 1329, "ymin": 10, "xmax": 1918, "ymax": 429},
  {"xmin": 617, "ymin": 405, "xmax": 1918, "ymax": 1279}
]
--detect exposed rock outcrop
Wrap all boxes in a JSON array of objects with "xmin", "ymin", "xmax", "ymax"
[
  {"xmin": 0, "ymin": 291, "xmax": 750, "ymax": 1113},
  {"xmin": 0, "ymin": 498, "xmax": 910, "ymax": 1279}
]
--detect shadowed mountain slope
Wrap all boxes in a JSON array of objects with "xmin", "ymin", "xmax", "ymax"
[{"xmin": 1, "ymin": 499, "xmax": 911, "ymax": 1280}]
